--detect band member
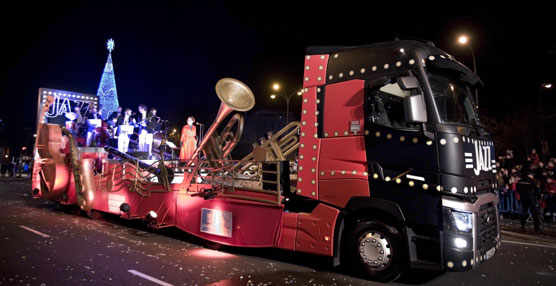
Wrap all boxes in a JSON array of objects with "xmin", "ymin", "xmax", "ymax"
[
  {"xmin": 86, "ymin": 106, "xmax": 103, "ymax": 146},
  {"xmin": 148, "ymin": 108, "xmax": 160, "ymax": 123},
  {"xmin": 73, "ymin": 106, "xmax": 84, "ymax": 136},
  {"xmin": 97, "ymin": 107, "xmax": 105, "ymax": 121},
  {"xmin": 180, "ymin": 116, "xmax": 197, "ymax": 160},
  {"xmin": 108, "ymin": 116, "xmax": 118, "ymax": 133},
  {"xmin": 136, "ymin": 104, "xmax": 153, "ymax": 156},
  {"xmin": 117, "ymin": 108, "xmax": 135, "ymax": 153},
  {"xmin": 108, "ymin": 106, "xmax": 123, "ymax": 122}
]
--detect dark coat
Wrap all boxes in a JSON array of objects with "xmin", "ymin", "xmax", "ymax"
[{"xmin": 516, "ymin": 176, "xmax": 540, "ymax": 204}]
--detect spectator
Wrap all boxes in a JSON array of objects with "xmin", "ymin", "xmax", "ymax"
[
  {"xmin": 516, "ymin": 170, "xmax": 541, "ymax": 231},
  {"xmin": 503, "ymin": 150, "xmax": 515, "ymax": 170},
  {"xmin": 543, "ymin": 176, "xmax": 556, "ymax": 218},
  {"xmin": 529, "ymin": 148, "xmax": 540, "ymax": 166},
  {"xmin": 23, "ymin": 162, "xmax": 30, "ymax": 178},
  {"xmin": 536, "ymin": 161, "xmax": 547, "ymax": 180},
  {"xmin": 547, "ymin": 161, "xmax": 555, "ymax": 178}
]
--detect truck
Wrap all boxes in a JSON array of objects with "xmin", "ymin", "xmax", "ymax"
[{"xmin": 32, "ymin": 39, "xmax": 499, "ymax": 282}]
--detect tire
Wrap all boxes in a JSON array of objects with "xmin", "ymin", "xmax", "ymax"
[
  {"xmin": 86, "ymin": 209, "xmax": 103, "ymax": 220},
  {"xmin": 347, "ymin": 219, "xmax": 406, "ymax": 282},
  {"xmin": 202, "ymin": 240, "xmax": 224, "ymax": 250}
]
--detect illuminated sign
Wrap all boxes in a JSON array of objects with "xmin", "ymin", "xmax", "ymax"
[
  {"xmin": 200, "ymin": 208, "xmax": 232, "ymax": 238},
  {"xmin": 37, "ymin": 88, "xmax": 98, "ymax": 127}
]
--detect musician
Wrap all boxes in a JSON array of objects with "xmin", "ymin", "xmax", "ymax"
[
  {"xmin": 148, "ymin": 108, "xmax": 160, "ymax": 123},
  {"xmin": 107, "ymin": 116, "xmax": 119, "ymax": 147},
  {"xmin": 136, "ymin": 104, "xmax": 154, "ymax": 156},
  {"xmin": 108, "ymin": 106, "xmax": 123, "ymax": 122},
  {"xmin": 73, "ymin": 106, "xmax": 84, "ymax": 136},
  {"xmin": 116, "ymin": 108, "xmax": 135, "ymax": 153},
  {"xmin": 85, "ymin": 106, "xmax": 103, "ymax": 146},
  {"xmin": 180, "ymin": 116, "xmax": 197, "ymax": 160},
  {"xmin": 97, "ymin": 107, "xmax": 105, "ymax": 121}
]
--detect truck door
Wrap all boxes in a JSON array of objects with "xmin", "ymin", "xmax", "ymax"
[{"xmin": 364, "ymin": 74, "xmax": 440, "ymax": 225}]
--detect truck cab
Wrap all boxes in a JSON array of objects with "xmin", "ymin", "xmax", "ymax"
[{"xmin": 293, "ymin": 40, "xmax": 499, "ymax": 281}]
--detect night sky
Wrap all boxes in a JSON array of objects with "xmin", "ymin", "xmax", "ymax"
[{"xmin": 1, "ymin": 1, "xmax": 555, "ymax": 155}]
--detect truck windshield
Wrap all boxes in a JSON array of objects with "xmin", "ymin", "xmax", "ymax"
[{"xmin": 429, "ymin": 72, "xmax": 478, "ymax": 126}]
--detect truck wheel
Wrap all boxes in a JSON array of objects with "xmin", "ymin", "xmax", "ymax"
[{"xmin": 348, "ymin": 220, "xmax": 405, "ymax": 282}]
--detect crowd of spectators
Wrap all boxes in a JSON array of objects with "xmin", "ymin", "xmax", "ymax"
[
  {"xmin": 496, "ymin": 148, "xmax": 556, "ymax": 222},
  {"xmin": 0, "ymin": 158, "xmax": 31, "ymax": 178}
]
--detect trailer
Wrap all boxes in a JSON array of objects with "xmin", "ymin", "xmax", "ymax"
[{"xmin": 32, "ymin": 40, "xmax": 499, "ymax": 282}]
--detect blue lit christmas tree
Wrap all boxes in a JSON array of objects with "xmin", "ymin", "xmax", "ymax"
[{"xmin": 96, "ymin": 39, "xmax": 120, "ymax": 118}]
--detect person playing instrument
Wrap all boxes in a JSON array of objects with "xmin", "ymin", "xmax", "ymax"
[
  {"xmin": 97, "ymin": 107, "xmax": 105, "ymax": 121},
  {"xmin": 73, "ymin": 106, "xmax": 84, "ymax": 136},
  {"xmin": 86, "ymin": 106, "xmax": 103, "ymax": 146},
  {"xmin": 148, "ymin": 108, "xmax": 160, "ymax": 123},
  {"xmin": 108, "ymin": 106, "xmax": 123, "ymax": 122},
  {"xmin": 180, "ymin": 116, "xmax": 197, "ymax": 160},
  {"xmin": 117, "ymin": 108, "xmax": 135, "ymax": 153},
  {"xmin": 136, "ymin": 104, "xmax": 153, "ymax": 156}
]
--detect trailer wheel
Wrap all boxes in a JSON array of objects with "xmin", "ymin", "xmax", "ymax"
[
  {"xmin": 202, "ymin": 240, "xmax": 224, "ymax": 250},
  {"xmin": 347, "ymin": 220, "xmax": 406, "ymax": 282},
  {"xmin": 86, "ymin": 209, "xmax": 103, "ymax": 220}
]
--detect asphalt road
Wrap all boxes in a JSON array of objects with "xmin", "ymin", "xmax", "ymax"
[{"xmin": 1, "ymin": 179, "xmax": 555, "ymax": 286}]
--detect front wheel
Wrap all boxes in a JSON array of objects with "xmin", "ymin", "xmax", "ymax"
[{"xmin": 347, "ymin": 220, "xmax": 406, "ymax": 282}]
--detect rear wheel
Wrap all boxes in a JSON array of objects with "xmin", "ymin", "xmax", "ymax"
[
  {"xmin": 347, "ymin": 220, "xmax": 406, "ymax": 282},
  {"xmin": 86, "ymin": 209, "xmax": 104, "ymax": 220},
  {"xmin": 202, "ymin": 240, "xmax": 224, "ymax": 250}
]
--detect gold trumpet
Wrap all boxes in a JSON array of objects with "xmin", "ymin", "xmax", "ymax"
[{"xmin": 187, "ymin": 78, "xmax": 255, "ymax": 165}]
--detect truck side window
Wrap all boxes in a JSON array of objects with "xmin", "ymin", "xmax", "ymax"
[{"xmin": 368, "ymin": 78, "xmax": 419, "ymax": 130}]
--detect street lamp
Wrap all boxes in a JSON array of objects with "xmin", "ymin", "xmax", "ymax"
[
  {"xmin": 457, "ymin": 35, "xmax": 479, "ymax": 108},
  {"xmin": 540, "ymin": 83, "xmax": 553, "ymax": 154},
  {"xmin": 270, "ymin": 83, "xmax": 302, "ymax": 125}
]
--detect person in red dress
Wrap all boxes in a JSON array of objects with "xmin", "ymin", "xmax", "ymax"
[{"xmin": 179, "ymin": 116, "xmax": 197, "ymax": 160}]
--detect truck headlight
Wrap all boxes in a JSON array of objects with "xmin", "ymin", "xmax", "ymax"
[
  {"xmin": 451, "ymin": 210, "xmax": 473, "ymax": 232},
  {"xmin": 454, "ymin": 237, "xmax": 468, "ymax": 248}
]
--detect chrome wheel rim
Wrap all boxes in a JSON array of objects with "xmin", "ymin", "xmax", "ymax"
[{"xmin": 358, "ymin": 232, "xmax": 392, "ymax": 268}]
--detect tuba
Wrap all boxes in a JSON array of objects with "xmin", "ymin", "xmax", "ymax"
[{"xmin": 188, "ymin": 78, "xmax": 255, "ymax": 166}]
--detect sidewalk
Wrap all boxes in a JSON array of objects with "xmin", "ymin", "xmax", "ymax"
[{"xmin": 500, "ymin": 216, "xmax": 556, "ymax": 242}]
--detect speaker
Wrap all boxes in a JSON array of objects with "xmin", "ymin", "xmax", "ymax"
[{"xmin": 132, "ymin": 151, "xmax": 149, "ymax": 160}]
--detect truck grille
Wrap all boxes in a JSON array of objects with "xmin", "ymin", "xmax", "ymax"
[{"xmin": 477, "ymin": 206, "xmax": 498, "ymax": 249}]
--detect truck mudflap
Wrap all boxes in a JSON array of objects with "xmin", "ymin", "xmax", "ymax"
[{"xmin": 442, "ymin": 193, "xmax": 501, "ymax": 271}]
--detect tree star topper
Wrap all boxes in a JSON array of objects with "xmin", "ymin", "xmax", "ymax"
[{"xmin": 106, "ymin": 39, "xmax": 115, "ymax": 53}]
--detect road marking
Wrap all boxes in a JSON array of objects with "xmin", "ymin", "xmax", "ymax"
[
  {"xmin": 502, "ymin": 239, "xmax": 556, "ymax": 249},
  {"xmin": 91, "ymin": 221, "xmax": 103, "ymax": 227},
  {"xmin": 19, "ymin": 225, "xmax": 50, "ymax": 238},
  {"xmin": 128, "ymin": 270, "xmax": 174, "ymax": 286},
  {"xmin": 536, "ymin": 271, "xmax": 556, "ymax": 276}
]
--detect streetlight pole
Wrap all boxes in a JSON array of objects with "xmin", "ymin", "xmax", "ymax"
[
  {"xmin": 270, "ymin": 83, "xmax": 302, "ymax": 126},
  {"xmin": 458, "ymin": 35, "xmax": 479, "ymax": 108},
  {"xmin": 540, "ymin": 83, "xmax": 552, "ymax": 158}
]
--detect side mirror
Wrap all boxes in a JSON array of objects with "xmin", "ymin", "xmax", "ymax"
[
  {"xmin": 403, "ymin": 94, "xmax": 427, "ymax": 123},
  {"xmin": 397, "ymin": 76, "xmax": 420, "ymax": 90}
]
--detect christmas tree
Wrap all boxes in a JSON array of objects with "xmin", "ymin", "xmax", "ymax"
[{"xmin": 96, "ymin": 39, "xmax": 120, "ymax": 119}]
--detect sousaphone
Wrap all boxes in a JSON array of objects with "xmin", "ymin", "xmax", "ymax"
[{"xmin": 188, "ymin": 78, "xmax": 255, "ymax": 165}]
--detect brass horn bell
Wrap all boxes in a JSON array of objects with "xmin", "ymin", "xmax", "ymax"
[
  {"xmin": 187, "ymin": 78, "xmax": 255, "ymax": 164},
  {"xmin": 215, "ymin": 78, "xmax": 255, "ymax": 112}
]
